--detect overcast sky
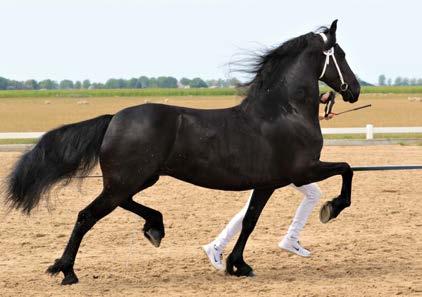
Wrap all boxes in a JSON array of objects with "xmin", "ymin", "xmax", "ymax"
[{"xmin": 1, "ymin": 0, "xmax": 421, "ymax": 84}]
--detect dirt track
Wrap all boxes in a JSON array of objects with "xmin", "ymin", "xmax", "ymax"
[{"xmin": 1, "ymin": 145, "xmax": 421, "ymax": 296}]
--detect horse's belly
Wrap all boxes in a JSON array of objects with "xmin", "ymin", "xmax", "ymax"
[{"xmin": 162, "ymin": 149, "xmax": 288, "ymax": 190}]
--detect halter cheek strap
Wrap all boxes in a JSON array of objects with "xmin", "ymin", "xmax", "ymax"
[{"xmin": 318, "ymin": 33, "xmax": 349, "ymax": 92}]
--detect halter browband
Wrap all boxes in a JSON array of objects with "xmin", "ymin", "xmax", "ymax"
[{"xmin": 318, "ymin": 33, "xmax": 348, "ymax": 92}]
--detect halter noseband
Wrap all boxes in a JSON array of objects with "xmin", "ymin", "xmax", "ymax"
[{"xmin": 318, "ymin": 33, "xmax": 348, "ymax": 92}]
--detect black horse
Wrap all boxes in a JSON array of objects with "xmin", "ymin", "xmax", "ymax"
[{"xmin": 5, "ymin": 20, "xmax": 360, "ymax": 284}]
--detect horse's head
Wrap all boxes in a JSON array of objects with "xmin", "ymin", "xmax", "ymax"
[{"xmin": 316, "ymin": 20, "xmax": 360, "ymax": 103}]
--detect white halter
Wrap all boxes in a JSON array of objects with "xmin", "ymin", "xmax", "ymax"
[{"xmin": 318, "ymin": 33, "xmax": 348, "ymax": 92}]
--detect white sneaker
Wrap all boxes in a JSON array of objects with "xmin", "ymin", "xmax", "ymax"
[
  {"xmin": 278, "ymin": 237, "xmax": 311, "ymax": 257},
  {"xmin": 202, "ymin": 243, "xmax": 224, "ymax": 270}
]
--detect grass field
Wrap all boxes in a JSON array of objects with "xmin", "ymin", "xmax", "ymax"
[
  {"xmin": 1, "ymin": 86, "xmax": 422, "ymax": 99},
  {"xmin": 0, "ymin": 88, "xmax": 237, "ymax": 98}
]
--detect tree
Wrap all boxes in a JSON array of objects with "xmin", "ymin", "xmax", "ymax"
[
  {"xmin": 394, "ymin": 77, "xmax": 402, "ymax": 86},
  {"xmin": 7, "ymin": 80, "xmax": 24, "ymax": 89},
  {"xmin": 91, "ymin": 82, "xmax": 105, "ymax": 89},
  {"xmin": 105, "ymin": 78, "xmax": 127, "ymax": 89},
  {"xmin": 387, "ymin": 78, "xmax": 392, "ymax": 86},
  {"xmin": 148, "ymin": 77, "xmax": 158, "ymax": 88},
  {"xmin": 180, "ymin": 77, "xmax": 191, "ymax": 86},
  {"xmin": 39, "ymin": 79, "xmax": 58, "ymax": 89},
  {"xmin": 157, "ymin": 76, "xmax": 178, "ymax": 88},
  {"xmin": 60, "ymin": 79, "xmax": 74, "ymax": 89},
  {"xmin": 402, "ymin": 77, "xmax": 409, "ymax": 86},
  {"xmin": 74, "ymin": 81, "xmax": 82, "ymax": 89},
  {"xmin": 378, "ymin": 74, "xmax": 386, "ymax": 86},
  {"xmin": 138, "ymin": 76, "xmax": 149, "ymax": 88},
  {"xmin": 167, "ymin": 76, "xmax": 178, "ymax": 88},
  {"xmin": 128, "ymin": 77, "xmax": 139, "ymax": 88},
  {"xmin": 118, "ymin": 79, "xmax": 128, "ymax": 88},
  {"xmin": 0, "ymin": 77, "xmax": 8, "ymax": 89},
  {"xmin": 189, "ymin": 77, "xmax": 208, "ymax": 88},
  {"xmin": 82, "ymin": 79, "xmax": 91, "ymax": 89},
  {"xmin": 24, "ymin": 79, "xmax": 39, "ymax": 90}
]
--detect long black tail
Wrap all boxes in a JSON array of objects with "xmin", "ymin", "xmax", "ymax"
[{"xmin": 5, "ymin": 114, "xmax": 113, "ymax": 214}]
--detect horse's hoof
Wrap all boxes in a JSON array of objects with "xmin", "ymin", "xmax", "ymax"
[
  {"xmin": 61, "ymin": 272, "xmax": 79, "ymax": 285},
  {"xmin": 145, "ymin": 228, "xmax": 162, "ymax": 247},
  {"xmin": 233, "ymin": 264, "xmax": 254, "ymax": 277},
  {"xmin": 320, "ymin": 201, "xmax": 333, "ymax": 223}
]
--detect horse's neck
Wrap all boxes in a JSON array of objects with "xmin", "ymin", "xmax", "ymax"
[
  {"xmin": 289, "ymin": 79, "xmax": 321, "ymax": 121},
  {"xmin": 241, "ymin": 75, "xmax": 320, "ymax": 124},
  {"xmin": 241, "ymin": 51, "xmax": 322, "ymax": 120}
]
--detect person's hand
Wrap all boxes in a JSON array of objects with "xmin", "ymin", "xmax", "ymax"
[
  {"xmin": 320, "ymin": 92, "xmax": 330, "ymax": 103},
  {"xmin": 325, "ymin": 113, "xmax": 335, "ymax": 120},
  {"xmin": 319, "ymin": 113, "xmax": 335, "ymax": 120}
]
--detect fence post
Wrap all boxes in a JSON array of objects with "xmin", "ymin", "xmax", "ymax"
[{"xmin": 366, "ymin": 124, "xmax": 374, "ymax": 140}]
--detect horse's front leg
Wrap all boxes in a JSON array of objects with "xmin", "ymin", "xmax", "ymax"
[
  {"xmin": 298, "ymin": 161, "xmax": 353, "ymax": 223},
  {"xmin": 226, "ymin": 188, "xmax": 275, "ymax": 277}
]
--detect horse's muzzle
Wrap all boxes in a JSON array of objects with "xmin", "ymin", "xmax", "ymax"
[{"xmin": 341, "ymin": 83, "xmax": 360, "ymax": 103}]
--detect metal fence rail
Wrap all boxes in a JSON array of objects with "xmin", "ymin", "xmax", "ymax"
[{"xmin": 352, "ymin": 165, "xmax": 422, "ymax": 171}]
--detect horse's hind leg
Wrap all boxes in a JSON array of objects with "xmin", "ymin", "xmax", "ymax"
[
  {"xmin": 46, "ymin": 188, "xmax": 128, "ymax": 285},
  {"xmin": 119, "ymin": 175, "xmax": 165, "ymax": 247},
  {"xmin": 121, "ymin": 199, "xmax": 164, "ymax": 247}
]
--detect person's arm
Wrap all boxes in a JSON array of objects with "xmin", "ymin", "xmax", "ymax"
[{"xmin": 319, "ymin": 92, "xmax": 335, "ymax": 121}]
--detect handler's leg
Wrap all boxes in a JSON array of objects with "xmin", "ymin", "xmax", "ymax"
[
  {"xmin": 279, "ymin": 183, "xmax": 322, "ymax": 257},
  {"xmin": 202, "ymin": 191, "xmax": 252, "ymax": 270}
]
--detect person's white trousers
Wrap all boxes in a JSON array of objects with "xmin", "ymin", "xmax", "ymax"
[{"xmin": 213, "ymin": 183, "xmax": 322, "ymax": 250}]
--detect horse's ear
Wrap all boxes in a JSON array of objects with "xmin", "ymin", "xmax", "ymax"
[{"xmin": 330, "ymin": 20, "xmax": 338, "ymax": 35}]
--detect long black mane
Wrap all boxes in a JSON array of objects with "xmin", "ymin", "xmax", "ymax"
[{"xmin": 239, "ymin": 27, "xmax": 329, "ymax": 95}]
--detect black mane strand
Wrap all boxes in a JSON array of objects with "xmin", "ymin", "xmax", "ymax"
[{"xmin": 241, "ymin": 27, "xmax": 329, "ymax": 95}]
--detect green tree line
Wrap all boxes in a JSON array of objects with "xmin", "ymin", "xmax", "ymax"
[
  {"xmin": 378, "ymin": 74, "xmax": 422, "ymax": 86},
  {"xmin": 0, "ymin": 76, "xmax": 241, "ymax": 90}
]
